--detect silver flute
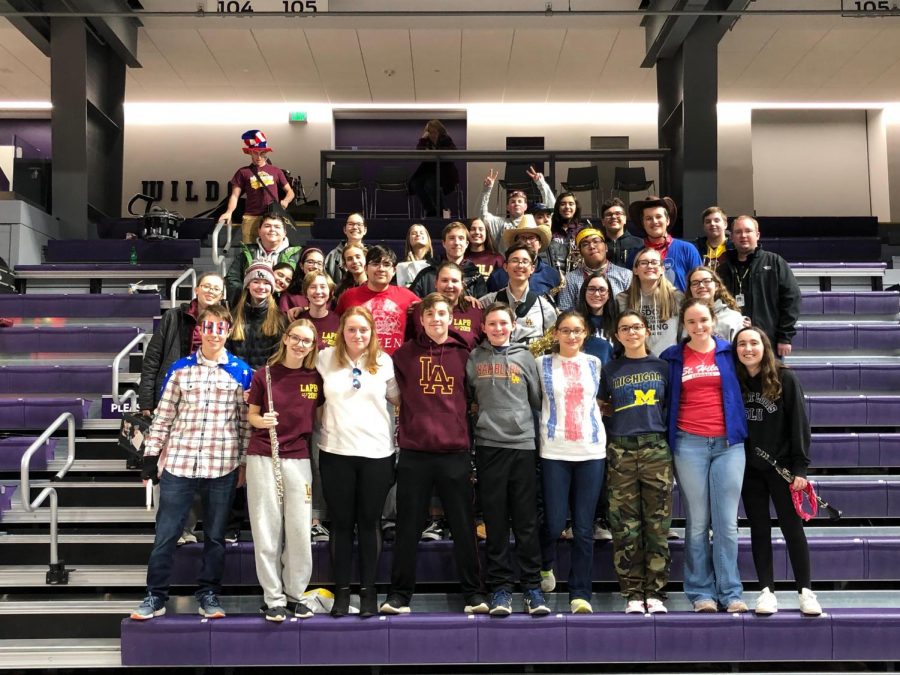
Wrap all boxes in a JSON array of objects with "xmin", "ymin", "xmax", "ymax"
[{"xmin": 264, "ymin": 365, "xmax": 285, "ymax": 504}]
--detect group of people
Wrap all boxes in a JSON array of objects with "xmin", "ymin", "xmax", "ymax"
[{"xmin": 132, "ymin": 155, "xmax": 821, "ymax": 623}]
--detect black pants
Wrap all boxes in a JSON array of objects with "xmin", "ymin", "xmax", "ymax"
[
  {"xmin": 409, "ymin": 172, "xmax": 441, "ymax": 217},
  {"xmin": 319, "ymin": 451, "xmax": 395, "ymax": 590},
  {"xmin": 390, "ymin": 449, "xmax": 482, "ymax": 603},
  {"xmin": 476, "ymin": 446, "xmax": 542, "ymax": 592},
  {"xmin": 741, "ymin": 464, "xmax": 811, "ymax": 590}
]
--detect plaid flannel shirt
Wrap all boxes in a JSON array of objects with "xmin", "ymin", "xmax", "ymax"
[{"xmin": 144, "ymin": 349, "xmax": 252, "ymax": 479}]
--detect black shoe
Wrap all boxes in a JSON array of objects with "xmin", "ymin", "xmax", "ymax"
[
  {"xmin": 359, "ymin": 587, "xmax": 378, "ymax": 618},
  {"xmin": 224, "ymin": 528, "xmax": 240, "ymax": 543},
  {"xmin": 286, "ymin": 600, "xmax": 315, "ymax": 618},
  {"xmin": 331, "ymin": 588, "xmax": 351, "ymax": 618},
  {"xmin": 381, "ymin": 520, "xmax": 396, "ymax": 542}
]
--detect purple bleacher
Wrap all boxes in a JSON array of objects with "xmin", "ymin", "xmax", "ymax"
[
  {"xmin": 567, "ymin": 613, "xmax": 656, "ymax": 662},
  {"xmin": 45, "ymin": 239, "xmax": 201, "ymax": 264},
  {"xmin": 0, "ymin": 437, "xmax": 56, "ymax": 470},
  {"xmin": 299, "ymin": 616, "xmax": 389, "ymax": 665},
  {"xmin": 98, "ymin": 217, "xmax": 215, "ymax": 241},
  {"xmin": 794, "ymin": 364, "xmax": 900, "ymax": 392},
  {"xmin": 791, "ymin": 537, "xmax": 866, "ymax": 582},
  {"xmin": 832, "ymin": 609, "xmax": 900, "ymax": 661},
  {"xmin": 887, "ymin": 483, "xmax": 900, "ymax": 517},
  {"xmin": 811, "ymin": 433, "xmax": 860, "ymax": 467},
  {"xmin": 879, "ymin": 434, "xmax": 900, "ymax": 465},
  {"xmin": 867, "ymin": 396, "xmax": 900, "ymax": 425},
  {"xmin": 170, "ymin": 541, "xmax": 243, "ymax": 586},
  {"xmin": 0, "ymin": 326, "xmax": 142, "ymax": 353},
  {"xmin": 655, "ymin": 613, "xmax": 744, "ymax": 662},
  {"xmin": 0, "ymin": 398, "xmax": 88, "ymax": 430},
  {"xmin": 807, "ymin": 395, "xmax": 867, "ymax": 427},
  {"xmin": 813, "ymin": 480, "xmax": 887, "ymax": 517},
  {"xmin": 742, "ymin": 613, "xmax": 833, "ymax": 661},
  {"xmin": 120, "ymin": 615, "xmax": 211, "ymax": 667},
  {"xmin": 856, "ymin": 324, "xmax": 900, "ymax": 352},
  {"xmin": 478, "ymin": 613, "xmax": 567, "ymax": 663},
  {"xmin": 210, "ymin": 617, "xmax": 300, "ymax": 666},
  {"xmin": 765, "ymin": 237, "xmax": 880, "ymax": 262},
  {"xmin": 792, "ymin": 365, "xmax": 834, "ymax": 391},
  {"xmin": 866, "ymin": 538, "xmax": 900, "ymax": 579},
  {"xmin": 797, "ymin": 324, "xmax": 854, "ymax": 351},
  {"xmin": 389, "ymin": 614, "xmax": 478, "ymax": 664},
  {"xmin": 855, "ymin": 291, "xmax": 900, "ymax": 315},
  {"xmin": 0, "ymin": 485, "xmax": 12, "ymax": 513},
  {"xmin": 0, "ymin": 365, "xmax": 113, "ymax": 394},
  {"xmin": 16, "ymin": 263, "xmax": 188, "ymax": 273},
  {"xmin": 0, "ymin": 294, "xmax": 161, "ymax": 319}
]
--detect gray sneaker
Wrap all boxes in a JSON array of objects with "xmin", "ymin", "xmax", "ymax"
[
  {"xmin": 130, "ymin": 595, "xmax": 166, "ymax": 620},
  {"xmin": 264, "ymin": 605, "xmax": 287, "ymax": 622},
  {"xmin": 197, "ymin": 592, "xmax": 226, "ymax": 619}
]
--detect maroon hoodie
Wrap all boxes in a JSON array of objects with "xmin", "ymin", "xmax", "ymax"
[{"xmin": 392, "ymin": 329, "xmax": 471, "ymax": 453}]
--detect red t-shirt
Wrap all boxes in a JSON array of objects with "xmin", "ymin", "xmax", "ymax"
[
  {"xmin": 230, "ymin": 164, "xmax": 289, "ymax": 216},
  {"xmin": 676, "ymin": 344, "xmax": 726, "ymax": 438},
  {"xmin": 406, "ymin": 302, "xmax": 484, "ymax": 351},
  {"xmin": 465, "ymin": 251, "xmax": 506, "ymax": 280},
  {"xmin": 308, "ymin": 312, "xmax": 341, "ymax": 349},
  {"xmin": 247, "ymin": 364, "xmax": 324, "ymax": 460},
  {"xmin": 335, "ymin": 284, "xmax": 419, "ymax": 355}
]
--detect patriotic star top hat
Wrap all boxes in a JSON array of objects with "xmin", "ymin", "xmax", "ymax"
[{"xmin": 242, "ymin": 129, "xmax": 273, "ymax": 154}]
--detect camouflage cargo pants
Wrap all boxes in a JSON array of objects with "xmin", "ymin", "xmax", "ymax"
[{"xmin": 607, "ymin": 435, "xmax": 674, "ymax": 599}]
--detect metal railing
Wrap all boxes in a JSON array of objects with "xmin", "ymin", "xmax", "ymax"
[
  {"xmin": 211, "ymin": 219, "xmax": 233, "ymax": 277},
  {"xmin": 112, "ymin": 332, "xmax": 150, "ymax": 409},
  {"xmin": 20, "ymin": 412, "xmax": 77, "ymax": 584},
  {"xmin": 169, "ymin": 267, "xmax": 197, "ymax": 306}
]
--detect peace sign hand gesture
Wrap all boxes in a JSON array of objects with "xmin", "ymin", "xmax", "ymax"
[
  {"xmin": 484, "ymin": 169, "xmax": 499, "ymax": 189},
  {"xmin": 526, "ymin": 165, "xmax": 544, "ymax": 183}
]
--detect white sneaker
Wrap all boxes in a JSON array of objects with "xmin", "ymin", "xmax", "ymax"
[
  {"xmin": 625, "ymin": 599, "xmax": 645, "ymax": 614},
  {"xmin": 592, "ymin": 520, "xmax": 613, "ymax": 541},
  {"xmin": 645, "ymin": 597, "xmax": 667, "ymax": 614},
  {"xmin": 176, "ymin": 531, "xmax": 197, "ymax": 546},
  {"xmin": 540, "ymin": 569, "xmax": 556, "ymax": 593},
  {"xmin": 798, "ymin": 588, "xmax": 822, "ymax": 616},
  {"xmin": 755, "ymin": 587, "xmax": 778, "ymax": 615}
]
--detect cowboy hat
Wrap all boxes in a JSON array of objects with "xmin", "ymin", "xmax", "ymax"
[
  {"xmin": 628, "ymin": 195, "xmax": 677, "ymax": 228},
  {"xmin": 500, "ymin": 214, "xmax": 552, "ymax": 251}
]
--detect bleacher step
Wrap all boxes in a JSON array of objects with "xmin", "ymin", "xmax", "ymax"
[{"xmin": 0, "ymin": 638, "xmax": 120, "ymax": 668}]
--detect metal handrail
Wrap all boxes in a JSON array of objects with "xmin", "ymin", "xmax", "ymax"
[
  {"xmin": 20, "ymin": 412, "xmax": 77, "ymax": 584},
  {"xmin": 212, "ymin": 219, "xmax": 233, "ymax": 277},
  {"xmin": 112, "ymin": 333, "xmax": 150, "ymax": 406},
  {"xmin": 169, "ymin": 267, "xmax": 196, "ymax": 306}
]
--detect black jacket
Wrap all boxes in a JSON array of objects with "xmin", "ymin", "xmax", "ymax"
[
  {"xmin": 717, "ymin": 247, "xmax": 800, "ymax": 346},
  {"xmin": 409, "ymin": 259, "xmax": 487, "ymax": 300},
  {"xmin": 226, "ymin": 303, "xmax": 283, "ymax": 370},
  {"xmin": 138, "ymin": 300, "xmax": 199, "ymax": 411},
  {"xmin": 605, "ymin": 232, "xmax": 644, "ymax": 269}
]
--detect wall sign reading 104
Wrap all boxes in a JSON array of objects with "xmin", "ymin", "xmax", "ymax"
[
  {"xmin": 213, "ymin": 0, "xmax": 327, "ymax": 13},
  {"xmin": 841, "ymin": 0, "xmax": 900, "ymax": 13}
]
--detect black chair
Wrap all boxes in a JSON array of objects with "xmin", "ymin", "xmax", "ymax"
[
  {"xmin": 613, "ymin": 166, "xmax": 655, "ymax": 198},
  {"xmin": 498, "ymin": 161, "xmax": 541, "ymax": 207},
  {"xmin": 561, "ymin": 166, "xmax": 601, "ymax": 202},
  {"xmin": 372, "ymin": 165, "xmax": 412, "ymax": 218},
  {"xmin": 326, "ymin": 163, "xmax": 367, "ymax": 218}
]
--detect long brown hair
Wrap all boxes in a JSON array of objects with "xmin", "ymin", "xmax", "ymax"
[
  {"xmin": 268, "ymin": 318, "xmax": 319, "ymax": 368},
  {"xmin": 733, "ymin": 326, "xmax": 783, "ymax": 401},
  {"xmin": 685, "ymin": 265, "xmax": 739, "ymax": 311},
  {"xmin": 551, "ymin": 311, "xmax": 587, "ymax": 354},
  {"xmin": 621, "ymin": 247, "xmax": 679, "ymax": 322},
  {"xmin": 231, "ymin": 289, "xmax": 285, "ymax": 341},
  {"xmin": 334, "ymin": 305, "xmax": 381, "ymax": 371}
]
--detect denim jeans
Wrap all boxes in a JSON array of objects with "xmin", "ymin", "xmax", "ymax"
[
  {"xmin": 540, "ymin": 457, "xmax": 605, "ymax": 601},
  {"xmin": 146, "ymin": 469, "xmax": 238, "ymax": 602},
  {"xmin": 673, "ymin": 431, "xmax": 745, "ymax": 606}
]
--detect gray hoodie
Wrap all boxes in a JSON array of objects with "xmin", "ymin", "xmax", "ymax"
[{"xmin": 465, "ymin": 340, "xmax": 541, "ymax": 450}]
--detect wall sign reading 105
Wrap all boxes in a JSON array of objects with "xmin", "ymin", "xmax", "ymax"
[
  {"xmin": 215, "ymin": 0, "xmax": 326, "ymax": 13},
  {"xmin": 841, "ymin": 0, "xmax": 899, "ymax": 11}
]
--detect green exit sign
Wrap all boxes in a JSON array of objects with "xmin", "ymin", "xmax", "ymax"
[{"xmin": 289, "ymin": 111, "xmax": 308, "ymax": 123}]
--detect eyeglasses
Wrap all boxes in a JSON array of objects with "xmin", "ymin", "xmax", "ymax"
[
  {"xmin": 346, "ymin": 222, "xmax": 365, "ymax": 229},
  {"xmin": 618, "ymin": 324, "xmax": 646, "ymax": 334},
  {"xmin": 557, "ymin": 328, "xmax": 585, "ymax": 337},
  {"xmin": 351, "ymin": 367, "xmax": 362, "ymax": 390},
  {"xmin": 689, "ymin": 278, "xmax": 715, "ymax": 288},
  {"xmin": 287, "ymin": 334, "xmax": 314, "ymax": 347},
  {"xmin": 637, "ymin": 260, "xmax": 661, "ymax": 268},
  {"xmin": 304, "ymin": 260, "xmax": 324, "ymax": 269},
  {"xmin": 507, "ymin": 258, "xmax": 533, "ymax": 267},
  {"xmin": 603, "ymin": 211, "xmax": 625, "ymax": 219},
  {"xmin": 367, "ymin": 260, "xmax": 394, "ymax": 269},
  {"xmin": 585, "ymin": 286, "xmax": 609, "ymax": 295},
  {"xmin": 199, "ymin": 284, "xmax": 223, "ymax": 294}
]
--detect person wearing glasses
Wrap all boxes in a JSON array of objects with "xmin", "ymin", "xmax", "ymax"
[
  {"xmin": 600, "ymin": 311, "xmax": 673, "ymax": 614},
  {"xmin": 479, "ymin": 166, "xmax": 555, "ymax": 254},
  {"xmin": 246, "ymin": 318, "xmax": 323, "ymax": 622},
  {"xmin": 683, "ymin": 266, "xmax": 747, "ymax": 342},
  {"xmin": 557, "ymin": 227, "xmax": 631, "ymax": 312},
  {"xmin": 380, "ymin": 293, "xmax": 488, "ymax": 616},
  {"xmin": 138, "ymin": 271, "xmax": 226, "ymax": 547},
  {"xmin": 316, "ymin": 306, "xmax": 400, "ymax": 617},
  {"xmin": 625, "ymin": 196, "xmax": 702, "ymax": 293},
  {"xmin": 324, "ymin": 213, "xmax": 367, "ymax": 286},
  {"xmin": 574, "ymin": 272, "xmax": 618, "ymax": 366},
  {"xmin": 278, "ymin": 247, "xmax": 327, "ymax": 315},
  {"xmin": 599, "ymin": 198, "xmax": 643, "ymax": 268},
  {"xmin": 336, "ymin": 245, "xmax": 420, "ymax": 355},
  {"xmin": 536, "ymin": 311, "xmax": 606, "ymax": 614},
  {"xmin": 615, "ymin": 248, "xmax": 683, "ymax": 357}
]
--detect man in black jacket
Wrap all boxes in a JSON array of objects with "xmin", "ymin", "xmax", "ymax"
[
  {"xmin": 717, "ymin": 216, "xmax": 800, "ymax": 358},
  {"xmin": 139, "ymin": 272, "xmax": 227, "ymax": 416},
  {"xmin": 409, "ymin": 221, "xmax": 487, "ymax": 299}
]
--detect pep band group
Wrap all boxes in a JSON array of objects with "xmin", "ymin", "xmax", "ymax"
[{"xmin": 129, "ymin": 129, "xmax": 822, "ymax": 623}]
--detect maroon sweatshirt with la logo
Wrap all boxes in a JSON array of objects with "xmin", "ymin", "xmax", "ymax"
[{"xmin": 392, "ymin": 331, "xmax": 471, "ymax": 453}]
